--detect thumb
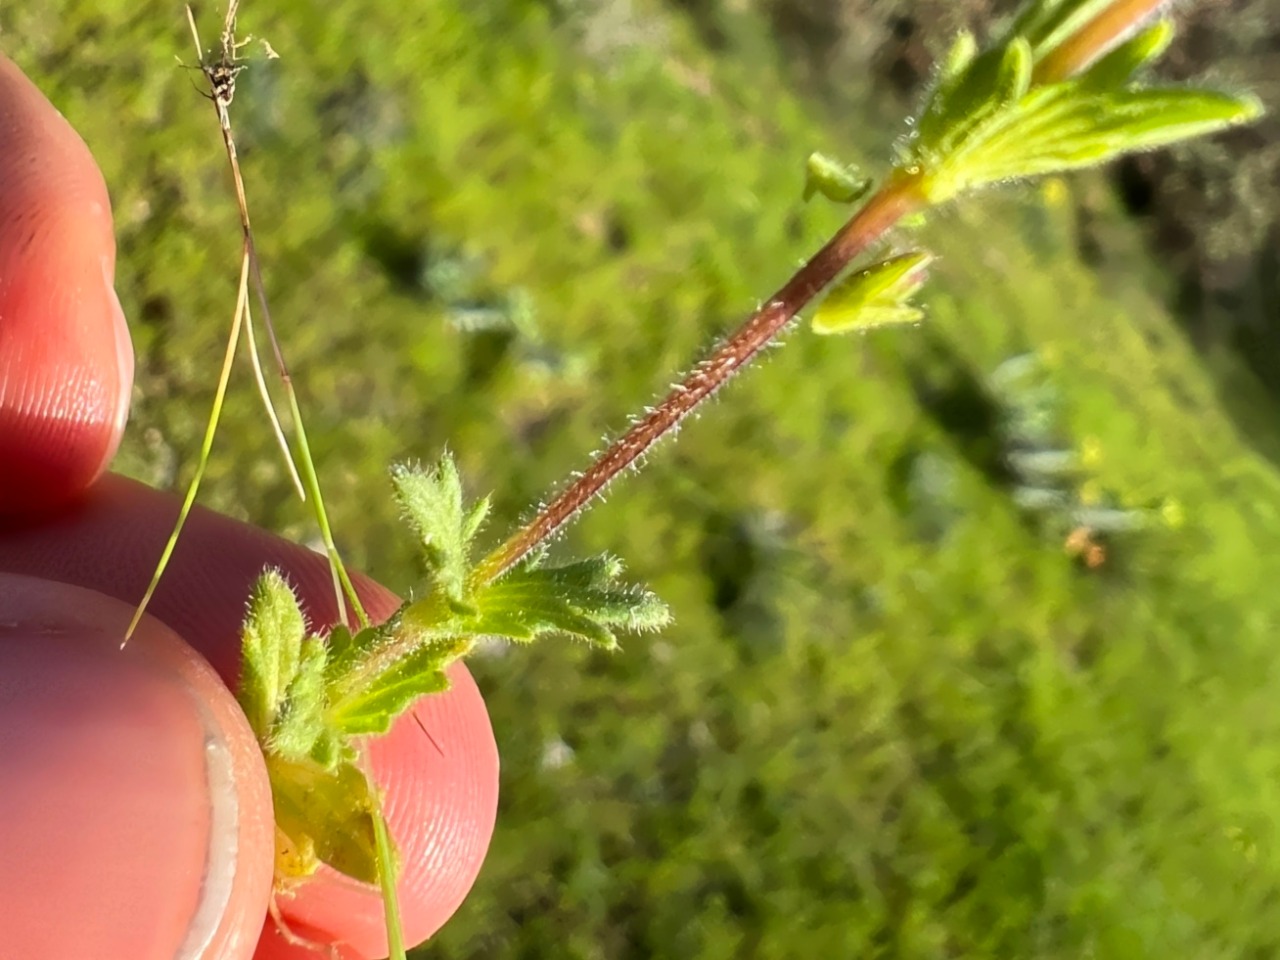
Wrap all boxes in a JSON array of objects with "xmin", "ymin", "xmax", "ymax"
[{"xmin": 0, "ymin": 573, "xmax": 274, "ymax": 958}]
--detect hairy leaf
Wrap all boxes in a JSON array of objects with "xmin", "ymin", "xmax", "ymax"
[
  {"xmin": 914, "ymin": 39, "xmax": 1031, "ymax": 164},
  {"xmin": 328, "ymin": 636, "xmax": 458, "ymax": 736},
  {"xmin": 324, "ymin": 552, "xmax": 667, "ymax": 739},
  {"xmin": 907, "ymin": 2, "xmax": 1262, "ymax": 204},
  {"xmin": 240, "ymin": 448, "xmax": 671, "ymax": 886},
  {"xmin": 390, "ymin": 456, "xmax": 488, "ymax": 602},
  {"xmin": 812, "ymin": 251, "xmax": 933, "ymax": 334},
  {"xmin": 937, "ymin": 30, "xmax": 978, "ymax": 89},
  {"xmin": 926, "ymin": 84, "xmax": 1262, "ymax": 198},
  {"xmin": 469, "ymin": 554, "xmax": 671, "ymax": 647},
  {"xmin": 238, "ymin": 569, "xmax": 309, "ymax": 741},
  {"xmin": 269, "ymin": 635, "xmax": 331, "ymax": 762}
]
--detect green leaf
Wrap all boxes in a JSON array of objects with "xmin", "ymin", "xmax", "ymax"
[
  {"xmin": 802, "ymin": 152, "xmax": 872, "ymax": 204},
  {"xmin": 390, "ymin": 456, "xmax": 482, "ymax": 602},
  {"xmin": 269, "ymin": 756, "xmax": 381, "ymax": 885},
  {"xmin": 1078, "ymin": 19, "xmax": 1174, "ymax": 88},
  {"xmin": 462, "ymin": 495, "xmax": 491, "ymax": 542},
  {"xmin": 937, "ymin": 30, "xmax": 978, "ymax": 88},
  {"xmin": 927, "ymin": 84, "xmax": 1262, "ymax": 197},
  {"xmin": 906, "ymin": 2, "xmax": 1264, "ymax": 204},
  {"xmin": 237, "ymin": 569, "xmax": 309, "ymax": 741},
  {"xmin": 914, "ymin": 39, "xmax": 1032, "ymax": 163},
  {"xmin": 812, "ymin": 251, "xmax": 934, "ymax": 335},
  {"xmin": 464, "ymin": 553, "xmax": 671, "ymax": 649},
  {"xmin": 321, "ymin": 621, "xmax": 363, "ymax": 677},
  {"xmin": 321, "ymin": 468, "xmax": 668, "ymax": 746},
  {"xmin": 323, "ymin": 550, "xmax": 668, "ymax": 739},
  {"xmin": 328, "ymin": 635, "xmax": 458, "ymax": 736},
  {"xmin": 238, "ymin": 453, "xmax": 671, "ymax": 888},
  {"xmin": 269, "ymin": 634, "xmax": 332, "ymax": 762}
]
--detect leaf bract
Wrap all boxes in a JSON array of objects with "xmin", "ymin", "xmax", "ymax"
[{"xmin": 812, "ymin": 251, "xmax": 934, "ymax": 335}]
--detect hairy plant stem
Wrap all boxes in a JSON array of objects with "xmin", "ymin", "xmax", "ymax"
[
  {"xmin": 477, "ymin": 170, "xmax": 926, "ymax": 582},
  {"xmin": 1034, "ymin": 0, "xmax": 1169, "ymax": 83},
  {"xmin": 477, "ymin": 0, "xmax": 1171, "ymax": 583}
]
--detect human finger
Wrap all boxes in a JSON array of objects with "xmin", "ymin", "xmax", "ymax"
[
  {"xmin": 0, "ymin": 475, "xmax": 500, "ymax": 954},
  {"xmin": 0, "ymin": 52, "xmax": 132, "ymax": 516},
  {"xmin": 0, "ymin": 572, "xmax": 274, "ymax": 959}
]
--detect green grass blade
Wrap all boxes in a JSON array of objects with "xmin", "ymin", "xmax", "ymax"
[
  {"xmin": 237, "ymin": 229, "xmax": 370, "ymax": 628},
  {"xmin": 367, "ymin": 755, "xmax": 407, "ymax": 960},
  {"xmin": 242, "ymin": 294, "xmax": 306, "ymax": 500},
  {"xmin": 283, "ymin": 380, "xmax": 370, "ymax": 629},
  {"xmin": 123, "ymin": 244, "xmax": 251, "ymax": 645}
]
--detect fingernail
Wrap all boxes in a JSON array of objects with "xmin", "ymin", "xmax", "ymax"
[{"xmin": 103, "ymin": 254, "xmax": 133, "ymax": 464}]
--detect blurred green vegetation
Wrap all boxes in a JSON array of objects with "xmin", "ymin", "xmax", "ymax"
[{"xmin": 6, "ymin": 0, "xmax": 1280, "ymax": 956}]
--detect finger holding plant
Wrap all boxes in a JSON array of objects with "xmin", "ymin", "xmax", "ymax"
[
  {"xmin": 0, "ymin": 1, "xmax": 1258, "ymax": 959},
  {"xmin": 213, "ymin": 0, "xmax": 1260, "ymax": 956}
]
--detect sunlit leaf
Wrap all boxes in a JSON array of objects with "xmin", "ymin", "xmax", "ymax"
[
  {"xmin": 268, "ymin": 635, "xmax": 331, "ymax": 761},
  {"xmin": 938, "ymin": 30, "xmax": 978, "ymax": 88},
  {"xmin": 238, "ymin": 569, "xmax": 309, "ymax": 741},
  {"xmin": 390, "ymin": 456, "xmax": 486, "ymax": 602},
  {"xmin": 915, "ymin": 39, "xmax": 1032, "ymax": 162},
  {"xmin": 803, "ymin": 152, "xmax": 872, "ymax": 204},
  {"xmin": 239, "ymin": 448, "xmax": 670, "ymax": 886},
  {"xmin": 472, "ymin": 554, "xmax": 670, "ymax": 646},
  {"xmin": 812, "ymin": 251, "xmax": 933, "ymax": 335},
  {"xmin": 906, "ymin": 1, "xmax": 1263, "ymax": 204},
  {"xmin": 926, "ymin": 84, "xmax": 1262, "ymax": 198},
  {"xmin": 327, "ymin": 637, "xmax": 457, "ymax": 736}
]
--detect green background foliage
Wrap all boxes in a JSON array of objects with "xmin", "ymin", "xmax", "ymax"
[{"xmin": 5, "ymin": 0, "xmax": 1280, "ymax": 956}]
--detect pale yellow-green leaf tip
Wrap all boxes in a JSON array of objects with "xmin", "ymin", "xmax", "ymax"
[
  {"xmin": 1235, "ymin": 93, "xmax": 1266, "ymax": 124},
  {"xmin": 812, "ymin": 250, "xmax": 934, "ymax": 335},
  {"xmin": 803, "ymin": 152, "xmax": 873, "ymax": 204}
]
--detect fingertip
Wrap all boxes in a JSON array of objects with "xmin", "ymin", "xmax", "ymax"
[
  {"xmin": 0, "ymin": 53, "xmax": 132, "ymax": 515},
  {"xmin": 0, "ymin": 574, "xmax": 273, "ymax": 959}
]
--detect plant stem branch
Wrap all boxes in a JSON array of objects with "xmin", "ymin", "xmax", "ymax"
[
  {"xmin": 1034, "ymin": 0, "xmax": 1169, "ymax": 83},
  {"xmin": 478, "ymin": 170, "xmax": 925, "ymax": 582}
]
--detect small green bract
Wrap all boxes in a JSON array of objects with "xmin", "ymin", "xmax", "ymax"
[
  {"xmin": 812, "ymin": 251, "xmax": 933, "ymax": 334},
  {"xmin": 803, "ymin": 151, "xmax": 873, "ymax": 204}
]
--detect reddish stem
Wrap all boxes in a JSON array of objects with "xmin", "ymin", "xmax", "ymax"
[
  {"xmin": 1034, "ymin": 0, "xmax": 1169, "ymax": 83},
  {"xmin": 481, "ymin": 0, "xmax": 1174, "ymax": 581},
  {"xmin": 478, "ymin": 170, "xmax": 925, "ymax": 581}
]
